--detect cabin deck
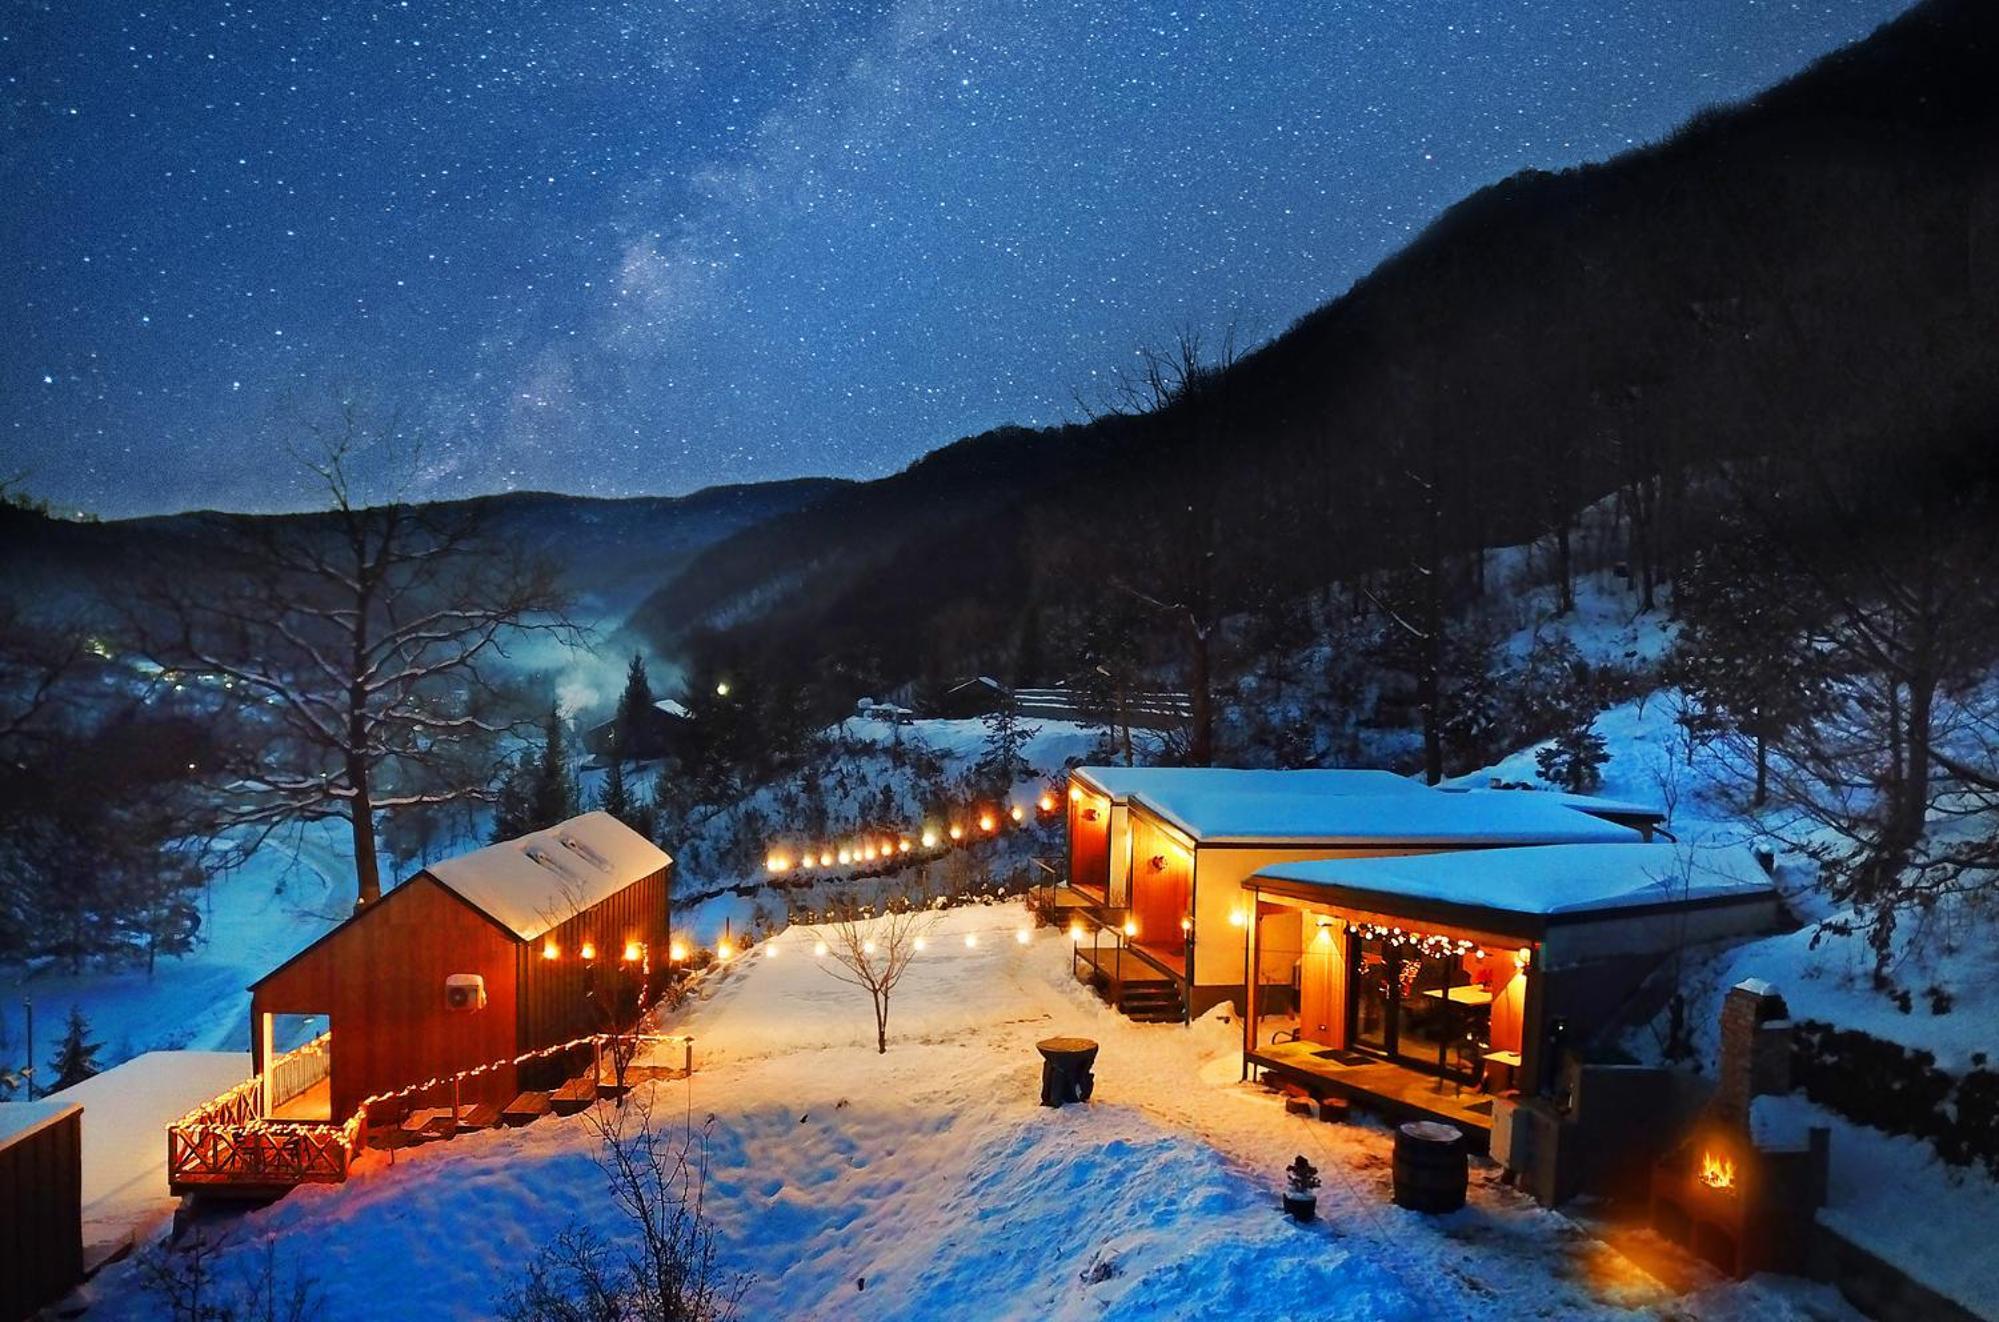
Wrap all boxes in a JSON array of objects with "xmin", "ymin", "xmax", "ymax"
[{"xmin": 1248, "ymin": 1039, "xmax": 1497, "ymax": 1147}]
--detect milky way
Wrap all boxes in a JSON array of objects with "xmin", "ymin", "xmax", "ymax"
[{"xmin": 2, "ymin": 1, "xmax": 1910, "ymax": 516}]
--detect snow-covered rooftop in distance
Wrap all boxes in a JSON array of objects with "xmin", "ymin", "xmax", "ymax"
[
  {"xmin": 653, "ymin": 698, "xmax": 692, "ymax": 719},
  {"xmin": 1446, "ymin": 784, "xmax": 1664, "ymax": 821},
  {"xmin": 0, "ymin": 1098, "xmax": 79, "ymax": 1149},
  {"xmin": 1128, "ymin": 785, "xmax": 1640, "ymax": 846},
  {"xmin": 1072, "ymin": 766, "xmax": 1426, "ymax": 802},
  {"xmin": 48, "ymin": 1050, "xmax": 252, "ymax": 1267},
  {"xmin": 1253, "ymin": 843, "xmax": 1775, "ymax": 917},
  {"xmin": 426, "ymin": 811, "xmax": 672, "ymax": 941}
]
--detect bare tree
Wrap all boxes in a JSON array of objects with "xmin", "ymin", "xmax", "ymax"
[
  {"xmin": 125, "ymin": 404, "xmax": 577, "ymax": 908},
  {"xmin": 1086, "ymin": 327, "xmax": 1242, "ymax": 766},
  {"xmin": 808, "ymin": 907, "xmax": 941, "ymax": 1054},
  {"xmin": 502, "ymin": 1093, "xmax": 748, "ymax": 1322}
]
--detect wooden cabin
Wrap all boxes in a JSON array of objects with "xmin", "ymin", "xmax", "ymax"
[
  {"xmin": 1063, "ymin": 768, "xmax": 1660, "ymax": 1019},
  {"xmin": 1241, "ymin": 843, "xmax": 1780, "ymax": 1142},
  {"xmin": 249, "ymin": 812, "xmax": 672, "ymax": 1122},
  {"xmin": 0, "ymin": 1101, "xmax": 83, "ymax": 1320}
]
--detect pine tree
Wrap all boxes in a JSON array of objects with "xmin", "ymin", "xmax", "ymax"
[
  {"xmin": 48, "ymin": 1005, "xmax": 101, "ymax": 1090},
  {"xmin": 531, "ymin": 707, "xmax": 579, "ymax": 829},
  {"xmin": 976, "ymin": 690, "xmax": 1030, "ymax": 791},
  {"xmin": 1537, "ymin": 707, "xmax": 1610, "ymax": 793},
  {"xmin": 613, "ymin": 653, "xmax": 655, "ymax": 758},
  {"xmin": 490, "ymin": 751, "xmax": 536, "ymax": 842}
]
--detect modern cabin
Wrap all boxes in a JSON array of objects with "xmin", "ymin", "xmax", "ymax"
[
  {"xmin": 248, "ymin": 811, "xmax": 672, "ymax": 1122},
  {"xmin": 1062, "ymin": 768, "xmax": 1661, "ymax": 1019},
  {"xmin": 1240, "ymin": 842, "xmax": 1780, "ymax": 1142}
]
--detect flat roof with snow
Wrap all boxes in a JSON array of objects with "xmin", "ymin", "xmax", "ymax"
[
  {"xmin": 0, "ymin": 1098, "xmax": 80, "ymax": 1149},
  {"xmin": 1072, "ymin": 766, "xmax": 1428, "ymax": 804},
  {"xmin": 1127, "ymin": 785, "xmax": 1642, "ymax": 847},
  {"xmin": 1249, "ymin": 842, "xmax": 1775, "ymax": 930},
  {"xmin": 426, "ymin": 810, "xmax": 672, "ymax": 941}
]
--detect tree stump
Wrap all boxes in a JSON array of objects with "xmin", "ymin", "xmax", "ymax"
[
  {"xmin": 1036, "ymin": 1036, "xmax": 1099, "ymax": 1108},
  {"xmin": 1392, "ymin": 1121, "xmax": 1467, "ymax": 1212}
]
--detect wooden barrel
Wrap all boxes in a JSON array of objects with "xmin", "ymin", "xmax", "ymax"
[{"xmin": 1392, "ymin": 1121, "xmax": 1467, "ymax": 1212}]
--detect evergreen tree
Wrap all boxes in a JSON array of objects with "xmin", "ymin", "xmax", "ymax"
[
  {"xmin": 48, "ymin": 1005, "xmax": 101, "ymax": 1090},
  {"xmin": 599, "ymin": 741, "xmax": 634, "ymax": 823},
  {"xmin": 613, "ymin": 653, "xmax": 655, "ymax": 758},
  {"xmin": 490, "ymin": 750, "xmax": 536, "ymax": 842},
  {"xmin": 975, "ymin": 689, "xmax": 1030, "ymax": 790},
  {"xmin": 1537, "ymin": 705, "xmax": 1610, "ymax": 792},
  {"xmin": 531, "ymin": 707, "xmax": 579, "ymax": 828}
]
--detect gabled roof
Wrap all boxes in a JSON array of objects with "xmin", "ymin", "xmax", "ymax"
[
  {"xmin": 1127, "ymin": 785, "xmax": 1641, "ymax": 847},
  {"xmin": 1072, "ymin": 766, "xmax": 1427, "ymax": 803},
  {"xmin": 426, "ymin": 811, "xmax": 672, "ymax": 942},
  {"xmin": 1250, "ymin": 842, "xmax": 1774, "ymax": 919}
]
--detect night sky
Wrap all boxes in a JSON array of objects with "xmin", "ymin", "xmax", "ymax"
[{"xmin": 4, "ymin": 1, "xmax": 1910, "ymax": 518}]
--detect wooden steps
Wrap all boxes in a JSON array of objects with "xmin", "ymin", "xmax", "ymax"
[
  {"xmin": 1118, "ymin": 981, "xmax": 1186, "ymax": 1024},
  {"xmin": 550, "ymin": 1074, "xmax": 598, "ymax": 1116},
  {"xmin": 501, "ymin": 1091, "xmax": 552, "ymax": 1127}
]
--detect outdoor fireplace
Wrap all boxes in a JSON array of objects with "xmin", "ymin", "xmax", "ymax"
[{"xmin": 1650, "ymin": 980, "xmax": 1829, "ymax": 1279}]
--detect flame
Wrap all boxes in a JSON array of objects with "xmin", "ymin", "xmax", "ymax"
[{"xmin": 1698, "ymin": 1150, "xmax": 1736, "ymax": 1191}]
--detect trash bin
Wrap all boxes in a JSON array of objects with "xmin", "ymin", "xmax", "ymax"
[{"xmin": 1036, "ymin": 1036, "xmax": 1099, "ymax": 1107}]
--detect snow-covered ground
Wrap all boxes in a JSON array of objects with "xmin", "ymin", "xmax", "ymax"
[{"xmin": 80, "ymin": 904, "xmax": 1857, "ymax": 1320}]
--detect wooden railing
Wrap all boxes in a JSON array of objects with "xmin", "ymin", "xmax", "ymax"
[
  {"xmin": 167, "ymin": 1031, "xmax": 696, "ymax": 1196},
  {"xmin": 270, "ymin": 1030, "xmax": 331, "ymax": 1112}
]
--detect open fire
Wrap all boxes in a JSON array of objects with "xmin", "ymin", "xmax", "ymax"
[{"xmin": 1698, "ymin": 1150, "xmax": 1737, "ymax": 1192}]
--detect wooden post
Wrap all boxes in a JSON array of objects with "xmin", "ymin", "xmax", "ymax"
[
  {"xmin": 451, "ymin": 1075, "xmax": 461, "ymax": 1129},
  {"xmin": 1242, "ymin": 895, "xmax": 1261, "ymax": 1081}
]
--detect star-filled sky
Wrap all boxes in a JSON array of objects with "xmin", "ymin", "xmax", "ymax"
[{"xmin": 4, "ymin": 0, "xmax": 1910, "ymax": 518}]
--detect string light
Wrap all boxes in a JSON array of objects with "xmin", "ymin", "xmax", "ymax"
[
  {"xmin": 579, "ymin": 941, "xmax": 596, "ymax": 961},
  {"xmin": 542, "ymin": 938, "xmax": 560, "ymax": 960},
  {"xmin": 862, "ymin": 939, "xmax": 877, "ymax": 955},
  {"xmin": 669, "ymin": 942, "xmax": 688, "ymax": 963},
  {"xmin": 1122, "ymin": 918, "xmax": 1137, "ymax": 938},
  {"xmin": 979, "ymin": 813, "xmax": 997, "ymax": 833},
  {"xmin": 813, "ymin": 940, "xmax": 829, "ymax": 957},
  {"xmin": 1009, "ymin": 805, "xmax": 1025, "ymax": 823},
  {"xmin": 964, "ymin": 932, "xmax": 979, "ymax": 948},
  {"xmin": 1015, "ymin": 928, "xmax": 1031, "ymax": 945},
  {"xmin": 1351, "ymin": 920, "xmax": 1486, "ymax": 962},
  {"xmin": 921, "ymin": 830, "xmax": 939, "ymax": 848},
  {"xmin": 716, "ymin": 939, "xmax": 735, "ymax": 961},
  {"xmin": 949, "ymin": 824, "xmax": 964, "ymax": 841},
  {"xmin": 622, "ymin": 941, "xmax": 642, "ymax": 963},
  {"xmin": 912, "ymin": 936, "xmax": 926, "ymax": 952},
  {"xmin": 1038, "ymin": 792, "xmax": 1057, "ymax": 813}
]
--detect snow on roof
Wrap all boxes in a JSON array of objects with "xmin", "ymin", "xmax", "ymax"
[
  {"xmin": 653, "ymin": 698, "xmax": 692, "ymax": 719},
  {"xmin": 1448, "ymin": 785, "xmax": 1665, "ymax": 820},
  {"xmin": 1072, "ymin": 766, "xmax": 1426, "ymax": 803},
  {"xmin": 1128, "ymin": 784, "xmax": 1641, "ymax": 846},
  {"xmin": 1252, "ymin": 842, "xmax": 1775, "ymax": 917},
  {"xmin": 426, "ymin": 811, "xmax": 672, "ymax": 941},
  {"xmin": 47, "ymin": 1051, "xmax": 252, "ymax": 1265},
  {"xmin": 0, "ymin": 1098, "xmax": 79, "ymax": 1149}
]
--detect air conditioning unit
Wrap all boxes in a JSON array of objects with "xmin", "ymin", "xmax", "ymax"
[{"xmin": 444, "ymin": 973, "xmax": 487, "ymax": 1013}]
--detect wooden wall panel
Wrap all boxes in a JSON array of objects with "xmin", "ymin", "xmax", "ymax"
[
  {"xmin": 516, "ymin": 867, "xmax": 672, "ymax": 1053},
  {"xmin": 0, "ymin": 1107, "xmax": 83, "ymax": 1321},
  {"xmin": 253, "ymin": 877, "xmax": 520, "ymax": 1117}
]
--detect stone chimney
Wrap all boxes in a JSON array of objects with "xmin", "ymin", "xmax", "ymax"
[{"xmin": 1715, "ymin": 978, "xmax": 1792, "ymax": 1128}]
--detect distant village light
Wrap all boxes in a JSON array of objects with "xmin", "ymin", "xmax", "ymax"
[{"xmin": 715, "ymin": 681, "xmax": 731, "ymax": 696}]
